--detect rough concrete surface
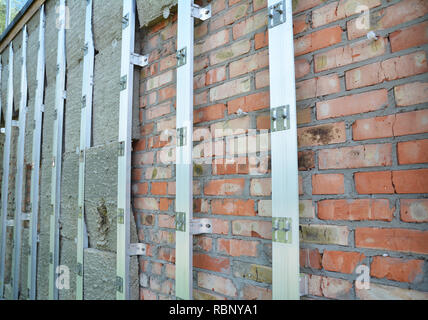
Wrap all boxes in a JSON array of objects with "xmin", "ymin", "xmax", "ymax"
[{"xmin": 136, "ymin": 0, "xmax": 177, "ymax": 27}]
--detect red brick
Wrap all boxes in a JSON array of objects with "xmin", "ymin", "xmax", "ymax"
[
  {"xmin": 394, "ymin": 109, "xmax": 428, "ymax": 136},
  {"xmin": 232, "ymin": 11, "xmax": 267, "ymax": 40},
  {"xmin": 300, "ymin": 248, "xmax": 322, "ymax": 269},
  {"xmin": 146, "ymin": 71, "xmax": 173, "ymax": 91},
  {"xmin": 204, "ymin": 178, "xmax": 245, "ymax": 196},
  {"xmin": 158, "ymin": 214, "xmax": 175, "ymax": 229},
  {"xmin": 294, "ymin": 26, "xmax": 342, "ymax": 57},
  {"xmin": 401, "ymin": 199, "xmax": 428, "ymax": 223},
  {"xmin": 322, "ymin": 250, "xmax": 365, "ymax": 274},
  {"xmin": 210, "ymin": 3, "xmax": 249, "ymax": 30},
  {"xmin": 298, "ymin": 150, "xmax": 315, "ymax": 171},
  {"xmin": 194, "ymin": 104, "xmax": 226, "ymax": 124},
  {"xmin": 193, "ymin": 253, "xmax": 230, "ymax": 273},
  {"xmin": 296, "ymin": 74, "xmax": 341, "ymax": 101},
  {"xmin": 145, "ymin": 102, "xmax": 171, "ymax": 120},
  {"xmin": 132, "ymin": 182, "xmax": 148, "ymax": 195},
  {"xmin": 293, "ymin": 14, "xmax": 309, "ymax": 34},
  {"xmin": 371, "ymin": 256, "xmax": 424, "ymax": 283},
  {"xmin": 346, "ymin": 52, "xmax": 428, "ymax": 90},
  {"xmin": 228, "ymin": 91, "xmax": 270, "ymax": 114},
  {"xmin": 253, "ymin": 0, "xmax": 267, "ymax": 12},
  {"xmin": 232, "ymin": 220, "xmax": 272, "ymax": 239},
  {"xmin": 134, "ymin": 197, "xmax": 159, "ymax": 211},
  {"xmin": 393, "ymin": 169, "xmax": 428, "ymax": 194},
  {"xmin": 355, "ymin": 227, "xmax": 428, "ymax": 254},
  {"xmin": 151, "ymin": 182, "xmax": 167, "ymax": 195},
  {"xmin": 390, "ymin": 21, "xmax": 428, "ymax": 52},
  {"xmin": 320, "ymin": 276, "xmax": 353, "ymax": 299},
  {"xmin": 293, "ymin": 0, "xmax": 323, "ymax": 14},
  {"xmin": 295, "ymin": 58, "xmax": 311, "ymax": 79},
  {"xmin": 298, "ymin": 122, "xmax": 346, "ymax": 147},
  {"xmin": 318, "ymin": 199, "xmax": 394, "ymax": 221},
  {"xmin": 197, "ymin": 272, "xmax": 237, "ymax": 297},
  {"xmin": 352, "ymin": 115, "xmax": 394, "ymax": 141},
  {"xmin": 250, "ymin": 178, "xmax": 271, "ymax": 196},
  {"xmin": 194, "ymin": 236, "xmax": 213, "ymax": 252},
  {"xmin": 194, "ymin": 29, "xmax": 230, "ymax": 56},
  {"xmin": 210, "ymin": 39, "xmax": 251, "ymax": 66},
  {"xmin": 347, "ymin": 0, "xmax": 428, "ymax": 40},
  {"xmin": 355, "ymin": 171, "xmax": 394, "ymax": 194},
  {"xmin": 158, "ymin": 86, "xmax": 176, "ymax": 102},
  {"xmin": 205, "ymin": 67, "xmax": 227, "ymax": 86},
  {"xmin": 318, "ymin": 144, "xmax": 392, "ymax": 169},
  {"xmin": 158, "ymin": 247, "xmax": 175, "ymax": 263},
  {"xmin": 213, "ymin": 158, "xmax": 249, "ymax": 175},
  {"xmin": 211, "ymin": 199, "xmax": 256, "ymax": 216},
  {"xmin": 314, "ymin": 38, "xmax": 387, "ymax": 72},
  {"xmin": 312, "ymin": 174, "xmax": 344, "ymax": 195},
  {"xmin": 211, "ymin": 218, "xmax": 230, "ymax": 235},
  {"xmin": 210, "ymin": 77, "xmax": 251, "ymax": 101},
  {"xmin": 397, "ymin": 139, "xmax": 428, "ymax": 165},
  {"xmin": 242, "ymin": 284, "xmax": 271, "ymax": 300},
  {"xmin": 394, "ymin": 81, "xmax": 428, "ymax": 107},
  {"xmin": 229, "ymin": 50, "xmax": 269, "ymax": 78},
  {"xmin": 317, "ymin": 89, "xmax": 388, "ymax": 120},
  {"xmin": 255, "ymin": 31, "xmax": 268, "ymax": 50},
  {"xmin": 159, "ymin": 54, "xmax": 176, "ymax": 72},
  {"xmin": 217, "ymin": 239, "xmax": 258, "ymax": 257},
  {"xmin": 255, "ymin": 69, "xmax": 269, "ymax": 89}
]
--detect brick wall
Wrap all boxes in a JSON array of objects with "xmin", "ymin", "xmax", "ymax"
[{"xmin": 133, "ymin": 0, "xmax": 428, "ymax": 300}]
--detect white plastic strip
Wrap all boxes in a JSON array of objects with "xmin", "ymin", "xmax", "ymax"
[
  {"xmin": 11, "ymin": 25, "xmax": 28, "ymax": 300},
  {"xmin": 48, "ymin": 0, "xmax": 67, "ymax": 300},
  {"xmin": 27, "ymin": 5, "xmax": 46, "ymax": 301},
  {"xmin": 76, "ymin": 0, "xmax": 94, "ymax": 300},
  {"xmin": 268, "ymin": 0, "xmax": 300, "ymax": 300}
]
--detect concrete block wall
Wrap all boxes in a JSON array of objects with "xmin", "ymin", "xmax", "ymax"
[{"xmin": 135, "ymin": 0, "xmax": 428, "ymax": 300}]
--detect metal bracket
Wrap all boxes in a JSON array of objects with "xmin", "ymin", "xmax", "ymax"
[
  {"xmin": 11, "ymin": 120, "xmax": 19, "ymax": 127},
  {"xmin": 299, "ymin": 274, "xmax": 309, "ymax": 297},
  {"xmin": 176, "ymin": 47, "xmax": 187, "ymax": 68},
  {"xmin": 116, "ymin": 276, "xmax": 123, "ymax": 293},
  {"xmin": 118, "ymin": 141, "xmax": 125, "ymax": 157},
  {"xmin": 76, "ymin": 263, "xmax": 83, "ymax": 276},
  {"xmin": 190, "ymin": 219, "xmax": 213, "ymax": 235},
  {"xmin": 120, "ymin": 75, "xmax": 127, "ymax": 91},
  {"xmin": 130, "ymin": 53, "xmax": 148, "ymax": 67},
  {"xmin": 81, "ymin": 95, "xmax": 86, "ymax": 109},
  {"xmin": 128, "ymin": 243, "xmax": 147, "ymax": 256},
  {"xmin": 122, "ymin": 13, "xmax": 129, "ymax": 30},
  {"xmin": 22, "ymin": 214, "xmax": 31, "ymax": 221},
  {"xmin": 175, "ymin": 212, "xmax": 186, "ymax": 232},
  {"xmin": 268, "ymin": 0, "xmax": 286, "ymax": 29},
  {"xmin": 272, "ymin": 217, "xmax": 292, "ymax": 243},
  {"xmin": 6, "ymin": 220, "xmax": 14, "ymax": 227},
  {"xmin": 83, "ymin": 43, "xmax": 88, "ymax": 56},
  {"xmin": 191, "ymin": 4, "xmax": 212, "ymax": 20},
  {"xmin": 271, "ymin": 105, "xmax": 290, "ymax": 132},
  {"xmin": 117, "ymin": 208, "xmax": 124, "ymax": 224},
  {"xmin": 177, "ymin": 127, "xmax": 187, "ymax": 147}
]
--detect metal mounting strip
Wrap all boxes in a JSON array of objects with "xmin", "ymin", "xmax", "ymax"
[
  {"xmin": 0, "ymin": 44, "xmax": 14, "ymax": 300},
  {"xmin": 268, "ymin": 0, "xmax": 300, "ymax": 300},
  {"xmin": 76, "ymin": 0, "xmax": 94, "ymax": 301},
  {"xmin": 116, "ymin": 0, "xmax": 136, "ymax": 300},
  {"xmin": 175, "ymin": 0, "xmax": 211, "ymax": 301},
  {"xmin": 130, "ymin": 53, "xmax": 148, "ymax": 67},
  {"xmin": 11, "ymin": 25, "xmax": 28, "ymax": 301},
  {"xmin": 48, "ymin": 0, "xmax": 67, "ymax": 300}
]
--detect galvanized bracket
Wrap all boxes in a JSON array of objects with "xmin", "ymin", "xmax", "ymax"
[
  {"xmin": 190, "ymin": 219, "xmax": 213, "ymax": 235},
  {"xmin": 81, "ymin": 95, "xmax": 86, "ymax": 109},
  {"xmin": 130, "ymin": 53, "xmax": 148, "ymax": 67},
  {"xmin": 176, "ymin": 47, "xmax": 187, "ymax": 68},
  {"xmin": 83, "ymin": 43, "xmax": 88, "ymax": 56},
  {"xmin": 76, "ymin": 263, "xmax": 83, "ymax": 277},
  {"xmin": 128, "ymin": 243, "xmax": 147, "ymax": 256},
  {"xmin": 177, "ymin": 127, "xmax": 187, "ymax": 147},
  {"xmin": 191, "ymin": 4, "xmax": 212, "ymax": 20},
  {"xmin": 175, "ymin": 212, "xmax": 186, "ymax": 232},
  {"xmin": 120, "ymin": 75, "xmax": 127, "ymax": 91},
  {"xmin": 117, "ymin": 208, "xmax": 124, "ymax": 225},
  {"xmin": 118, "ymin": 141, "xmax": 125, "ymax": 157},
  {"xmin": 116, "ymin": 276, "xmax": 123, "ymax": 293},
  {"xmin": 268, "ymin": 0, "xmax": 286, "ymax": 29},
  {"xmin": 122, "ymin": 13, "xmax": 129, "ymax": 29},
  {"xmin": 271, "ymin": 105, "xmax": 290, "ymax": 132},
  {"xmin": 272, "ymin": 217, "xmax": 292, "ymax": 243}
]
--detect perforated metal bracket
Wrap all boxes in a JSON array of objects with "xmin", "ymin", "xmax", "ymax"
[
  {"xmin": 122, "ymin": 13, "xmax": 129, "ymax": 29},
  {"xmin": 177, "ymin": 127, "xmax": 187, "ymax": 147},
  {"xmin": 272, "ymin": 217, "xmax": 292, "ymax": 243},
  {"xmin": 130, "ymin": 53, "xmax": 148, "ymax": 67},
  {"xmin": 191, "ymin": 4, "xmax": 212, "ymax": 21},
  {"xmin": 176, "ymin": 47, "xmax": 187, "ymax": 68},
  {"xmin": 268, "ymin": 0, "xmax": 286, "ymax": 29},
  {"xmin": 190, "ymin": 219, "xmax": 213, "ymax": 235},
  {"xmin": 300, "ymin": 274, "xmax": 309, "ymax": 297},
  {"xmin": 271, "ymin": 105, "xmax": 290, "ymax": 132},
  {"xmin": 128, "ymin": 243, "xmax": 147, "ymax": 256},
  {"xmin": 175, "ymin": 212, "xmax": 186, "ymax": 232}
]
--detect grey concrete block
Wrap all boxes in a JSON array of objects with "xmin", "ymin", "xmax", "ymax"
[{"xmin": 136, "ymin": 0, "xmax": 177, "ymax": 27}]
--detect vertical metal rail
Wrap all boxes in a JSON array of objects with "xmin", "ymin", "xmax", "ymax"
[
  {"xmin": 175, "ymin": 1, "xmax": 212, "ymax": 300},
  {"xmin": 27, "ymin": 5, "xmax": 45, "ymax": 300},
  {"xmin": 0, "ymin": 45, "xmax": 13, "ymax": 299},
  {"xmin": 48, "ymin": 0, "xmax": 66, "ymax": 300},
  {"xmin": 5, "ymin": 0, "xmax": 12, "ymax": 26},
  {"xmin": 116, "ymin": 0, "xmax": 149, "ymax": 300},
  {"xmin": 76, "ymin": 0, "xmax": 94, "ymax": 300},
  {"xmin": 267, "ymin": 0, "xmax": 300, "ymax": 300},
  {"xmin": 11, "ymin": 25, "xmax": 28, "ymax": 300}
]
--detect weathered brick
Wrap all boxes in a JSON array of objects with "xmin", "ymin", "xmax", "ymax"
[
  {"xmin": 355, "ymin": 227, "xmax": 428, "ymax": 254},
  {"xmin": 195, "ymin": 29, "xmax": 230, "ymax": 56},
  {"xmin": 352, "ymin": 115, "xmax": 394, "ymax": 141},
  {"xmin": 250, "ymin": 178, "xmax": 271, "ymax": 196},
  {"xmin": 397, "ymin": 139, "xmax": 428, "ymax": 165},
  {"xmin": 295, "ymin": 58, "xmax": 311, "ymax": 79},
  {"xmin": 296, "ymin": 74, "xmax": 341, "ymax": 101},
  {"xmin": 293, "ymin": 0, "xmax": 324, "ymax": 14},
  {"xmin": 312, "ymin": 174, "xmax": 345, "ymax": 195},
  {"xmin": 193, "ymin": 254, "xmax": 230, "ymax": 273},
  {"xmin": 300, "ymin": 248, "xmax": 322, "ymax": 269},
  {"xmin": 317, "ymin": 89, "xmax": 388, "ymax": 120},
  {"xmin": 151, "ymin": 182, "xmax": 167, "ymax": 195},
  {"xmin": 345, "ymin": 51, "xmax": 428, "ymax": 90},
  {"xmin": 356, "ymin": 283, "xmax": 428, "ymax": 300},
  {"xmin": 197, "ymin": 272, "xmax": 237, "ymax": 297},
  {"xmin": 230, "ymin": 50, "xmax": 269, "ymax": 78},
  {"xmin": 134, "ymin": 197, "xmax": 159, "ymax": 211},
  {"xmin": 394, "ymin": 109, "xmax": 428, "ymax": 136},
  {"xmin": 232, "ymin": 11, "xmax": 267, "ymax": 40},
  {"xmin": 194, "ymin": 104, "xmax": 226, "ymax": 124},
  {"xmin": 212, "ymin": 199, "xmax": 256, "ymax": 216},
  {"xmin": 211, "ymin": 3, "xmax": 249, "ymax": 30},
  {"xmin": 232, "ymin": 262, "xmax": 272, "ymax": 284},
  {"xmin": 401, "ymin": 199, "xmax": 428, "ymax": 223},
  {"xmin": 217, "ymin": 238, "xmax": 258, "ymax": 257},
  {"xmin": 322, "ymin": 250, "xmax": 365, "ymax": 274},
  {"xmin": 298, "ymin": 122, "xmax": 346, "ymax": 147},
  {"xmin": 293, "ymin": 14, "xmax": 309, "ymax": 34},
  {"xmin": 204, "ymin": 178, "xmax": 245, "ymax": 196},
  {"xmin": 210, "ymin": 39, "xmax": 251, "ymax": 65},
  {"xmin": 394, "ymin": 81, "xmax": 428, "ymax": 107},
  {"xmin": 228, "ymin": 91, "xmax": 270, "ymax": 114},
  {"xmin": 294, "ymin": 26, "xmax": 342, "ymax": 56},
  {"xmin": 146, "ymin": 70, "xmax": 173, "ymax": 91},
  {"xmin": 370, "ymin": 256, "xmax": 424, "ymax": 283},
  {"xmin": 318, "ymin": 144, "xmax": 392, "ymax": 169},
  {"xmin": 355, "ymin": 171, "xmax": 394, "ymax": 194},
  {"xmin": 242, "ymin": 284, "xmax": 271, "ymax": 300},
  {"xmin": 392, "ymin": 169, "xmax": 428, "ymax": 194},
  {"xmin": 300, "ymin": 224, "xmax": 349, "ymax": 245},
  {"xmin": 205, "ymin": 66, "xmax": 227, "ymax": 86},
  {"xmin": 232, "ymin": 220, "xmax": 272, "ymax": 239},
  {"xmin": 145, "ymin": 167, "xmax": 172, "ymax": 180},
  {"xmin": 210, "ymin": 77, "xmax": 251, "ymax": 101},
  {"xmin": 258, "ymin": 199, "xmax": 315, "ymax": 218},
  {"xmin": 318, "ymin": 199, "xmax": 394, "ymax": 221},
  {"xmin": 320, "ymin": 276, "xmax": 353, "ymax": 299},
  {"xmin": 390, "ymin": 21, "xmax": 428, "ymax": 52}
]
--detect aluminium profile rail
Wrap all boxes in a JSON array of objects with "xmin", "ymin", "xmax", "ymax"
[
  {"xmin": 267, "ymin": 0, "xmax": 300, "ymax": 300},
  {"xmin": 48, "ymin": 0, "xmax": 67, "ymax": 300},
  {"xmin": 11, "ymin": 25, "xmax": 28, "ymax": 300},
  {"xmin": 27, "ymin": 5, "xmax": 46, "ymax": 301},
  {"xmin": 175, "ymin": 0, "xmax": 212, "ymax": 300},
  {"xmin": 76, "ymin": 0, "xmax": 94, "ymax": 301},
  {"xmin": 0, "ymin": 44, "xmax": 14, "ymax": 300},
  {"xmin": 116, "ymin": 0, "xmax": 148, "ymax": 300}
]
